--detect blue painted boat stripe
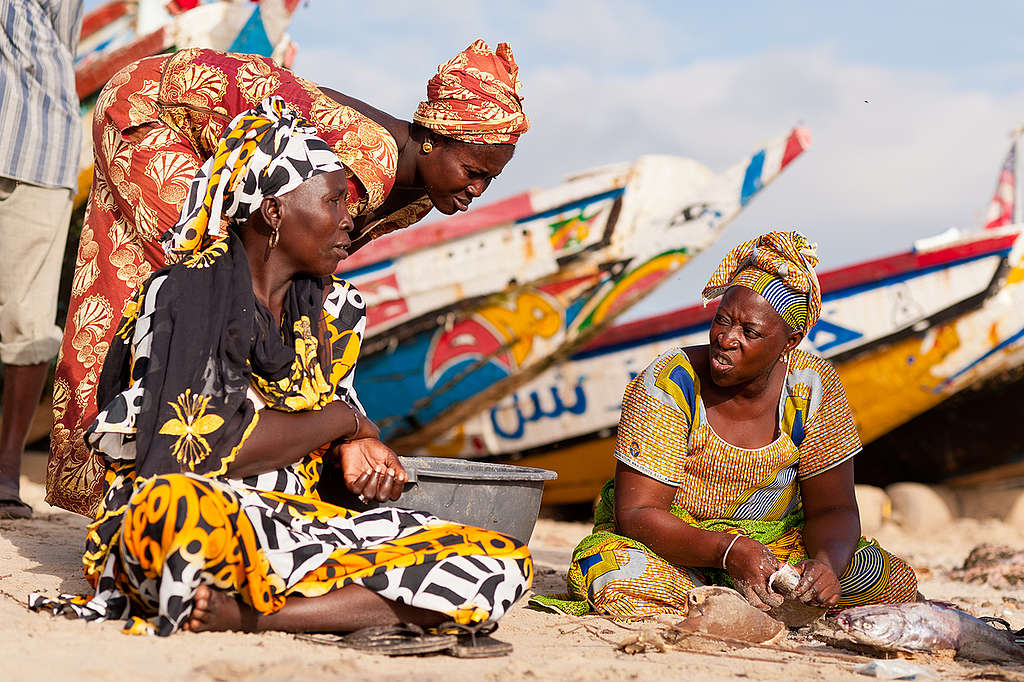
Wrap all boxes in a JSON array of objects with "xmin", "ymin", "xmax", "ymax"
[
  {"xmin": 228, "ymin": 6, "xmax": 274, "ymax": 56},
  {"xmin": 517, "ymin": 187, "xmax": 624, "ymax": 223},
  {"xmin": 740, "ymin": 150, "xmax": 765, "ymax": 206},
  {"xmin": 939, "ymin": 324, "xmax": 1024, "ymax": 387},
  {"xmin": 337, "ymin": 259, "xmax": 395, "ymax": 279}
]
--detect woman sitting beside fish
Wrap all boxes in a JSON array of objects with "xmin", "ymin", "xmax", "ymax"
[
  {"xmin": 535, "ymin": 232, "xmax": 917, "ymax": 618},
  {"xmin": 30, "ymin": 99, "xmax": 532, "ymax": 638}
]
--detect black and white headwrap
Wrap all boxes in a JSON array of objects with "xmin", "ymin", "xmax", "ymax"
[{"xmin": 161, "ymin": 95, "xmax": 345, "ymax": 260}]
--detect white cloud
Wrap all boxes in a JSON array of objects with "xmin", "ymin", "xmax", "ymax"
[
  {"xmin": 287, "ymin": 9, "xmax": 1024, "ymax": 316},
  {"xmin": 524, "ymin": 0, "xmax": 681, "ymax": 68},
  {"xmin": 513, "ymin": 46, "xmax": 1024, "ymax": 249}
]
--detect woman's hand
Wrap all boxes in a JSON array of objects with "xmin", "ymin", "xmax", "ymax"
[
  {"xmin": 725, "ymin": 536, "xmax": 784, "ymax": 610},
  {"xmin": 335, "ymin": 438, "xmax": 407, "ymax": 502},
  {"xmin": 791, "ymin": 559, "xmax": 842, "ymax": 607}
]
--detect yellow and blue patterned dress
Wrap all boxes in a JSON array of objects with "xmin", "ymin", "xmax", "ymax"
[
  {"xmin": 30, "ymin": 235, "xmax": 532, "ymax": 636},
  {"xmin": 536, "ymin": 347, "xmax": 916, "ymax": 618}
]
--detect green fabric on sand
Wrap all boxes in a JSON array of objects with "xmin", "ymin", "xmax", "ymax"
[{"xmin": 529, "ymin": 479, "xmax": 811, "ymax": 616}]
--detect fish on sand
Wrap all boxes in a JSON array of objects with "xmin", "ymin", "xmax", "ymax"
[{"xmin": 833, "ymin": 602, "xmax": 1024, "ymax": 664}]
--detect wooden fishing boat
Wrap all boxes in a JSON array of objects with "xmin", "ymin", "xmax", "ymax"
[
  {"xmin": 393, "ymin": 137, "xmax": 1024, "ymax": 504},
  {"xmin": 437, "ymin": 226, "xmax": 1024, "ymax": 504},
  {"xmin": 342, "ymin": 127, "xmax": 812, "ymax": 450},
  {"xmin": 73, "ymin": 0, "xmax": 300, "ymax": 207}
]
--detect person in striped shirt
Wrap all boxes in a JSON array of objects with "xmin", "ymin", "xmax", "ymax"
[{"xmin": 0, "ymin": 0, "xmax": 83, "ymax": 519}]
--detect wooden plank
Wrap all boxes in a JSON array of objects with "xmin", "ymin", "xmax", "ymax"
[
  {"xmin": 80, "ymin": 1, "xmax": 129, "ymax": 41},
  {"xmin": 944, "ymin": 460, "xmax": 1024, "ymax": 488},
  {"xmin": 75, "ymin": 27, "xmax": 168, "ymax": 100},
  {"xmin": 584, "ymin": 232, "xmax": 1021, "ymax": 352}
]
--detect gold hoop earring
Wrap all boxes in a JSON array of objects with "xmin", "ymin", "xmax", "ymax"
[
  {"xmin": 421, "ymin": 140, "xmax": 433, "ymax": 154},
  {"xmin": 264, "ymin": 226, "xmax": 279, "ymax": 261},
  {"xmin": 779, "ymin": 350, "xmax": 791, "ymax": 364}
]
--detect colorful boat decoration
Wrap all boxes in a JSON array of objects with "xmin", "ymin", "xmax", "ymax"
[
  {"xmin": 403, "ymin": 137, "xmax": 1024, "ymax": 504},
  {"xmin": 74, "ymin": 0, "xmax": 300, "ymax": 207},
  {"xmin": 439, "ymin": 225, "xmax": 1024, "ymax": 503},
  {"xmin": 342, "ymin": 127, "xmax": 812, "ymax": 451}
]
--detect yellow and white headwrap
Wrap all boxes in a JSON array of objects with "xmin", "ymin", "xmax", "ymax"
[
  {"xmin": 162, "ymin": 96, "xmax": 345, "ymax": 261},
  {"xmin": 702, "ymin": 231, "xmax": 821, "ymax": 331}
]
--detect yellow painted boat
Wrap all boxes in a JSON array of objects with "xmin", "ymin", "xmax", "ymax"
[{"xmin": 440, "ymin": 226, "xmax": 1024, "ymax": 505}]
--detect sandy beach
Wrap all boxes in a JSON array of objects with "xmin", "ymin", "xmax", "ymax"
[{"xmin": 3, "ymin": 450, "xmax": 1023, "ymax": 682}]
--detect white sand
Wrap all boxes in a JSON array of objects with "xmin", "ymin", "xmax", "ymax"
[{"xmin": 3, "ymin": 451, "xmax": 1023, "ymax": 681}]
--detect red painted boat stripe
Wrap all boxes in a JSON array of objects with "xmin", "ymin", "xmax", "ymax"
[
  {"xmin": 780, "ymin": 126, "xmax": 811, "ymax": 169},
  {"xmin": 340, "ymin": 192, "xmax": 535, "ymax": 271},
  {"xmin": 80, "ymin": 1, "xmax": 129, "ymax": 41}
]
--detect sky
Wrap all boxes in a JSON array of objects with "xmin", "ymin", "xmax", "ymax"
[{"xmin": 84, "ymin": 1, "xmax": 1024, "ymax": 318}]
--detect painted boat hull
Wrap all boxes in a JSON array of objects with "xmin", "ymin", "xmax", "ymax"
[
  {"xmin": 344, "ymin": 128, "xmax": 811, "ymax": 450},
  {"xmin": 423, "ymin": 227, "xmax": 1024, "ymax": 504},
  {"xmin": 73, "ymin": 0, "xmax": 298, "ymax": 208}
]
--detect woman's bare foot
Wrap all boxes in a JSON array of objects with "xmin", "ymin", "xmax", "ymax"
[
  {"xmin": 181, "ymin": 583, "xmax": 445, "ymax": 634},
  {"xmin": 183, "ymin": 584, "xmax": 256, "ymax": 633}
]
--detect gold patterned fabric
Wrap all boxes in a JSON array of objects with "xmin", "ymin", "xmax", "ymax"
[
  {"xmin": 49, "ymin": 50, "xmax": 433, "ymax": 514},
  {"xmin": 413, "ymin": 39, "xmax": 529, "ymax": 145},
  {"xmin": 30, "ymin": 469, "xmax": 533, "ymax": 636},
  {"xmin": 702, "ymin": 231, "xmax": 822, "ymax": 330}
]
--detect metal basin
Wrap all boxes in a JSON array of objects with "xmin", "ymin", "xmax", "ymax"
[{"xmin": 324, "ymin": 457, "xmax": 557, "ymax": 543}]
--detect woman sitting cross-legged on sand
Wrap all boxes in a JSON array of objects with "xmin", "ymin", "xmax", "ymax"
[
  {"xmin": 533, "ymin": 232, "xmax": 917, "ymax": 618},
  {"xmin": 30, "ymin": 98, "xmax": 532, "ymax": 638}
]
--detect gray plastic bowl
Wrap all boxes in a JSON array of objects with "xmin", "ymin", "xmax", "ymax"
[{"xmin": 330, "ymin": 457, "xmax": 557, "ymax": 543}]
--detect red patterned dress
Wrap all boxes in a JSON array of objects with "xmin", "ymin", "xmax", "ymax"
[{"xmin": 48, "ymin": 49, "xmax": 432, "ymax": 515}]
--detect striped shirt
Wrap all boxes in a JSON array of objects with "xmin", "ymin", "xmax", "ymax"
[{"xmin": 0, "ymin": 0, "xmax": 82, "ymax": 191}]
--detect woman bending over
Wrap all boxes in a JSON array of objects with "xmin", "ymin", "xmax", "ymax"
[{"xmin": 51, "ymin": 40, "xmax": 529, "ymax": 515}]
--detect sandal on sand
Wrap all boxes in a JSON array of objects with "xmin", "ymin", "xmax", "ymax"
[
  {"xmin": 296, "ymin": 623, "xmax": 456, "ymax": 656},
  {"xmin": 433, "ymin": 620, "xmax": 513, "ymax": 658},
  {"xmin": 0, "ymin": 483, "xmax": 32, "ymax": 520}
]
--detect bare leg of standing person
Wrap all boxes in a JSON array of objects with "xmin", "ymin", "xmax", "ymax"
[
  {"xmin": 0, "ymin": 363, "xmax": 48, "ymax": 517},
  {"xmin": 0, "ymin": 179, "xmax": 73, "ymax": 519}
]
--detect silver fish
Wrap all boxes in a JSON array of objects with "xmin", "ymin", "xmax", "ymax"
[{"xmin": 834, "ymin": 602, "xmax": 1024, "ymax": 664}]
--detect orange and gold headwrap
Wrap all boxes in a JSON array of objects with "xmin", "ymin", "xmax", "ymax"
[
  {"xmin": 413, "ymin": 39, "xmax": 529, "ymax": 145},
  {"xmin": 702, "ymin": 231, "xmax": 822, "ymax": 331}
]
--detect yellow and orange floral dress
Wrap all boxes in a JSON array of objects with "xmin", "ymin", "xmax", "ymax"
[{"xmin": 534, "ymin": 348, "xmax": 918, "ymax": 618}]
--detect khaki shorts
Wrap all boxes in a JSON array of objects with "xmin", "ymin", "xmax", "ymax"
[{"xmin": 0, "ymin": 178, "xmax": 72, "ymax": 365}]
